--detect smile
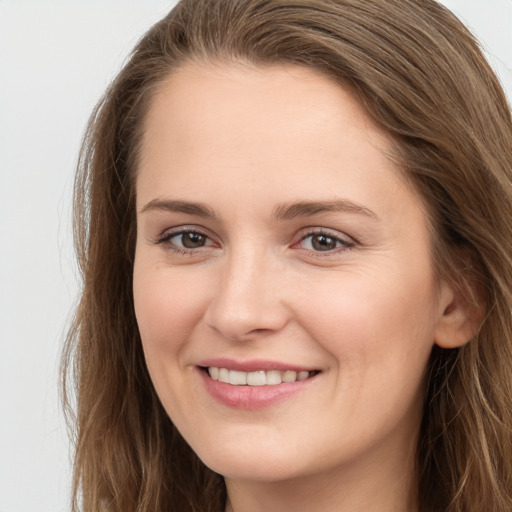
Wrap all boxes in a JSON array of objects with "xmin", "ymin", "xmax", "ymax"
[
  {"xmin": 197, "ymin": 360, "xmax": 321, "ymax": 409},
  {"xmin": 207, "ymin": 367, "xmax": 314, "ymax": 386}
]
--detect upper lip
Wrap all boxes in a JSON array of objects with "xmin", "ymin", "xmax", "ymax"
[{"xmin": 197, "ymin": 358, "xmax": 318, "ymax": 373}]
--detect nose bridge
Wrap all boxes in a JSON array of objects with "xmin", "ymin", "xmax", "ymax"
[{"xmin": 205, "ymin": 242, "xmax": 288, "ymax": 340}]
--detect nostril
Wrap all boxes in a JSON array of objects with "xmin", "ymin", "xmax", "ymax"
[
  {"xmin": 205, "ymin": 319, "xmax": 286, "ymax": 343},
  {"xmin": 203, "ymin": 274, "xmax": 290, "ymax": 341}
]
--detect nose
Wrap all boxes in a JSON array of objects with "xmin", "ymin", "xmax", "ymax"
[{"xmin": 203, "ymin": 246, "xmax": 290, "ymax": 342}]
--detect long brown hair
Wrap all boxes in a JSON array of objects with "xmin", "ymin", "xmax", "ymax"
[{"xmin": 63, "ymin": 1, "xmax": 512, "ymax": 510}]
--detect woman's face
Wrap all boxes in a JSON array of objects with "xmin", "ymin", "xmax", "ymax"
[{"xmin": 133, "ymin": 63, "xmax": 454, "ymax": 485}]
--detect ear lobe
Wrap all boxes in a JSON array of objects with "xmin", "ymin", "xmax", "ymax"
[{"xmin": 434, "ymin": 279, "xmax": 484, "ymax": 349}]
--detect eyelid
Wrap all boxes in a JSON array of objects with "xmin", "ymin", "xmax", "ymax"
[
  {"xmin": 155, "ymin": 225, "xmax": 218, "ymax": 252},
  {"xmin": 153, "ymin": 224, "xmax": 355, "ymax": 257},
  {"xmin": 293, "ymin": 227, "xmax": 356, "ymax": 254},
  {"xmin": 157, "ymin": 225, "xmax": 208, "ymax": 240}
]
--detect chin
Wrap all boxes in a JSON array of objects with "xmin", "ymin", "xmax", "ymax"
[
  {"xmin": 204, "ymin": 456, "xmax": 299, "ymax": 482},
  {"xmin": 190, "ymin": 434, "xmax": 306, "ymax": 482}
]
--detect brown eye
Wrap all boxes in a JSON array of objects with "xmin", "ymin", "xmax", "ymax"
[
  {"xmin": 159, "ymin": 229, "xmax": 213, "ymax": 251},
  {"xmin": 299, "ymin": 232, "xmax": 352, "ymax": 253},
  {"xmin": 180, "ymin": 232, "xmax": 207, "ymax": 249},
  {"xmin": 311, "ymin": 234, "xmax": 338, "ymax": 251}
]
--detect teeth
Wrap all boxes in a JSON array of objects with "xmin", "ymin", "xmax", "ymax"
[
  {"xmin": 229, "ymin": 370, "xmax": 247, "ymax": 385},
  {"xmin": 247, "ymin": 371, "xmax": 266, "ymax": 386},
  {"xmin": 218, "ymin": 368, "xmax": 229, "ymax": 383},
  {"xmin": 282, "ymin": 371, "xmax": 297, "ymax": 383},
  {"xmin": 266, "ymin": 370, "xmax": 282, "ymax": 385},
  {"xmin": 207, "ymin": 367, "xmax": 313, "ymax": 386}
]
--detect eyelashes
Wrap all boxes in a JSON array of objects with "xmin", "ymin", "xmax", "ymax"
[
  {"xmin": 156, "ymin": 228, "xmax": 215, "ymax": 255},
  {"xmin": 297, "ymin": 230, "xmax": 355, "ymax": 253},
  {"xmin": 155, "ymin": 226, "xmax": 355, "ymax": 257}
]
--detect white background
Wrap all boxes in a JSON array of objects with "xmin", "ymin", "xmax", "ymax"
[{"xmin": 0, "ymin": 1, "xmax": 510, "ymax": 511}]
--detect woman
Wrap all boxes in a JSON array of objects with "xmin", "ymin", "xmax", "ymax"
[{"xmin": 63, "ymin": 0, "xmax": 512, "ymax": 511}]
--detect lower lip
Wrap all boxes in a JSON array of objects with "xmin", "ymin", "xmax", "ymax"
[{"xmin": 198, "ymin": 369, "xmax": 318, "ymax": 410}]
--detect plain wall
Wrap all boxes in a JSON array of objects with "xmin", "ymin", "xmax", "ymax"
[{"xmin": 0, "ymin": 1, "xmax": 510, "ymax": 511}]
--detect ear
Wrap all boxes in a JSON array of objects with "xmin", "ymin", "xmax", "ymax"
[{"xmin": 434, "ymin": 277, "xmax": 485, "ymax": 349}]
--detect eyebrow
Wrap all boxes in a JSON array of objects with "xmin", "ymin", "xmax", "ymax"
[
  {"xmin": 272, "ymin": 200, "xmax": 379, "ymax": 221},
  {"xmin": 140, "ymin": 199, "xmax": 216, "ymax": 217},
  {"xmin": 139, "ymin": 198, "xmax": 378, "ymax": 221}
]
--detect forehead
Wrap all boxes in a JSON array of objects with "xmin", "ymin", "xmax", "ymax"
[
  {"xmin": 138, "ymin": 61, "xmax": 392, "ymax": 171},
  {"xmin": 136, "ymin": 61, "xmax": 421, "ymax": 226}
]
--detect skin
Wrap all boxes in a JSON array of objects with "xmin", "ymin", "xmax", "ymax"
[{"xmin": 133, "ymin": 62, "xmax": 472, "ymax": 512}]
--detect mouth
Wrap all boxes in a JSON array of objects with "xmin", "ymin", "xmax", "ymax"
[
  {"xmin": 197, "ymin": 359, "xmax": 321, "ymax": 409},
  {"xmin": 201, "ymin": 366, "xmax": 320, "ymax": 386}
]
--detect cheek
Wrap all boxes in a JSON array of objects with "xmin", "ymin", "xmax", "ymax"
[
  {"xmin": 294, "ymin": 271, "xmax": 438, "ymax": 454},
  {"xmin": 132, "ymin": 261, "xmax": 217, "ymax": 427},
  {"xmin": 132, "ymin": 263, "xmax": 210, "ymax": 364},
  {"xmin": 295, "ymin": 267, "xmax": 438, "ymax": 386}
]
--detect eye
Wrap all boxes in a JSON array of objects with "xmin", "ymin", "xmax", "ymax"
[
  {"xmin": 298, "ymin": 231, "xmax": 353, "ymax": 253},
  {"xmin": 157, "ymin": 229, "xmax": 214, "ymax": 252},
  {"xmin": 174, "ymin": 231, "xmax": 208, "ymax": 249}
]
